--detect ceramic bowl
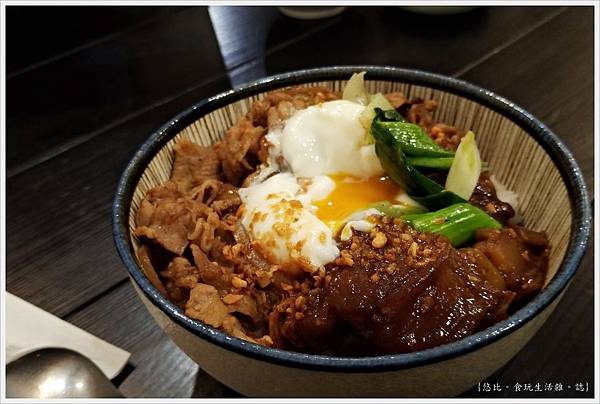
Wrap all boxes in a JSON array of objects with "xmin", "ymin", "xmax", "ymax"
[{"xmin": 113, "ymin": 66, "xmax": 591, "ymax": 397}]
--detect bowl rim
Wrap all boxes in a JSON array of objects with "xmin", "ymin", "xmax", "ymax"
[{"xmin": 112, "ymin": 65, "xmax": 591, "ymax": 372}]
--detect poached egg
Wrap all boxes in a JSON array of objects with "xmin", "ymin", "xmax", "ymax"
[
  {"xmin": 239, "ymin": 99, "xmax": 407, "ymax": 271},
  {"xmin": 266, "ymin": 100, "xmax": 383, "ymax": 177}
]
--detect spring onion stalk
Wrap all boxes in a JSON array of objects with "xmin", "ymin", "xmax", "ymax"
[
  {"xmin": 377, "ymin": 108, "xmax": 405, "ymax": 122},
  {"xmin": 374, "ymin": 109, "xmax": 454, "ymax": 158},
  {"xmin": 359, "ymin": 82, "xmax": 500, "ymax": 243},
  {"xmin": 376, "ymin": 142, "xmax": 464, "ymax": 210},
  {"xmin": 372, "ymin": 110, "xmax": 465, "ymax": 210},
  {"xmin": 406, "ymin": 156, "xmax": 454, "ymax": 169},
  {"xmin": 445, "ymin": 131, "xmax": 481, "ymax": 200},
  {"xmin": 402, "ymin": 203, "xmax": 502, "ymax": 247},
  {"xmin": 369, "ymin": 200, "xmax": 426, "ymax": 217},
  {"xmin": 342, "ymin": 72, "xmax": 369, "ymax": 105}
]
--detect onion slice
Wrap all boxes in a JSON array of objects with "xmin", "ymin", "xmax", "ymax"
[
  {"xmin": 342, "ymin": 72, "xmax": 369, "ymax": 105},
  {"xmin": 233, "ymin": 221, "xmax": 272, "ymax": 272},
  {"xmin": 445, "ymin": 131, "xmax": 481, "ymax": 200}
]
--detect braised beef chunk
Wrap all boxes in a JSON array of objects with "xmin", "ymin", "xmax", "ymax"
[
  {"xmin": 287, "ymin": 291, "xmax": 336, "ymax": 350},
  {"xmin": 474, "ymin": 226, "xmax": 548, "ymax": 301},
  {"xmin": 134, "ymin": 86, "xmax": 550, "ymax": 356},
  {"xmin": 277, "ymin": 217, "xmax": 530, "ymax": 355},
  {"xmin": 470, "ymin": 172, "xmax": 516, "ymax": 224}
]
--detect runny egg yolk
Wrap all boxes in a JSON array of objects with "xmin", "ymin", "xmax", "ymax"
[{"xmin": 313, "ymin": 174, "xmax": 403, "ymax": 229}]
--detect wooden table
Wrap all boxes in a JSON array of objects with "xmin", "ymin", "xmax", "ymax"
[{"xmin": 6, "ymin": 6, "xmax": 594, "ymax": 398}]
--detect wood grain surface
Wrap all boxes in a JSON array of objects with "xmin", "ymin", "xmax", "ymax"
[{"xmin": 5, "ymin": 5, "xmax": 594, "ymax": 398}]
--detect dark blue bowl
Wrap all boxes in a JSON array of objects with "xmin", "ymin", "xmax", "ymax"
[{"xmin": 113, "ymin": 66, "xmax": 591, "ymax": 374}]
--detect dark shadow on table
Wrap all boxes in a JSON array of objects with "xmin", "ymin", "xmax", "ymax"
[
  {"xmin": 192, "ymin": 368, "xmax": 241, "ymax": 398},
  {"xmin": 264, "ymin": 6, "xmax": 490, "ymax": 73}
]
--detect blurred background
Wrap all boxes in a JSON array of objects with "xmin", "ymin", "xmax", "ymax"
[{"xmin": 5, "ymin": 5, "xmax": 594, "ymax": 398}]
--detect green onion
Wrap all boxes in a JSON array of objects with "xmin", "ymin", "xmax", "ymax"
[
  {"xmin": 349, "ymin": 74, "xmax": 502, "ymax": 247},
  {"xmin": 374, "ymin": 110, "xmax": 454, "ymax": 158},
  {"xmin": 372, "ymin": 110, "xmax": 466, "ymax": 210},
  {"xmin": 406, "ymin": 156, "xmax": 455, "ymax": 169},
  {"xmin": 445, "ymin": 131, "xmax": 481, "ymax": 200},
  {"xmin": 369, "ymin": 200, "xmax": 426, "ymax": 217},
  {"xmin": 402, "ymin": 203, "xmax": 502, "ymax": 247}
]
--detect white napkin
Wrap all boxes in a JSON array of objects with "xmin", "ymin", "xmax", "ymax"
[{"xmin": 5, "ymin": 292, "xmax": 131, "ymax": 379}]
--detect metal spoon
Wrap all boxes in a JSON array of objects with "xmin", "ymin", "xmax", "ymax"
[{"xmin": 6, "ymin": 348, "xmax": 124, "ymax": 398}]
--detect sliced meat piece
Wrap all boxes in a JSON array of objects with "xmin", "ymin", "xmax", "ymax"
[
  {"xmin": 224, "ymin": 294, "xmax": 258, "ymax": 319},
  {"xmin": 135, "ymin": 189, "xmax": 194, "ymax": 255},
  {"xmin": 384, "ymin": 92, "xmax": 407, "ymax": 109},
  {"xmin": 429, "ymin": 123, "xmax": 463, "ymax": 150},
  {"xmin": 222, "ymin": 315, "xmax": 254, "ymax": 342},
  {"xmin": 263, "ymin": 86, "xmax": 338, "ymax": 129},
  {"xmin": 171, "ymin": 139, "xmax": 220, "ymax": 192},
  {"xmin": 248, "ymin": 99, "xmax": 271, "ymax": 128},
  {"xmin": 135, "ymin": 181, "xmax": 181, "ymax": 228},
  {"xmin": 268, "ymin": 310, "xmax": 285, "ymax": 348},
  {"xmin": 188, "ymin": 204, "xmax": 221, "ymax": 254},
  {"xmin": 136, "ymin": 245, "xmax": 168, "ymax": 296},
  {"xmin": 400, "ymin": 97, "xmax": 463, "ymax": 150},
  {"xmin": 190, "ymin": 178, "xmax": 221, "ymax": 205},
  {"xmin": 287, "ymin": 290, "xmax": 337, "ymax": 351},
  {"xmin": 164, "ymin": 280, "xmax": 189, "ymax": 309},
  {"xmin": 513, "ymin": 226, "xmax": 549, "ymax": 249},
  {"xmin": 254, "ymin": 136, "xmax": 271, "ymax": 165},
  {"xmin": 190, "ymin": 244, "xmax": 233, "ymax": 292},
  {"xmin": 371, "ymin": 248, "xmax": 509, "ymax": 353},
  {"xmin": 460, "ymin": 247, "xmax": 506, "ymax": 291},
  {"xmin": 160, "ymin": 256, "xmax": 199, "ymax": 290},
  {"xmin": 222, "ymin": 316, "xmax": 273, "ymax": 347},
  {"xmin": 453, "ymin": 247, "xmax": 515, "ymax": 326},
  {"xmin": 325, "ymin": 265, "xmax": 383, "ymax": 331},
  {"xmin": 405, "ymin": 98, "xmax": 438, "ymax": 132},
  {"xmin": 135, "ymin": 183, "xmax": 216, "ymax": 256},
  {"xmin": 185, "ymin": 283, "xmax": 230, "ymax": 328},
  {"xmin": 210, "ymin": 182, "xmax": 242, "ymax": 215},
  {"xmin": 215, "ymin": 117, "xmax": 266, "ymax": 186}
]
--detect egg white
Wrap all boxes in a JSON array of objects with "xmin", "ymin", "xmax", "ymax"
[
  {"xmin": 266, "ymin": 100, "xmax": 383, "ymax": 178},
  {"xmin": 238, "ymin": 173, "xmax": 338, "ymax": 272},
  {"xmin": 239, "ymin": 99, "xmax": 403, "ymax": 270}
]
